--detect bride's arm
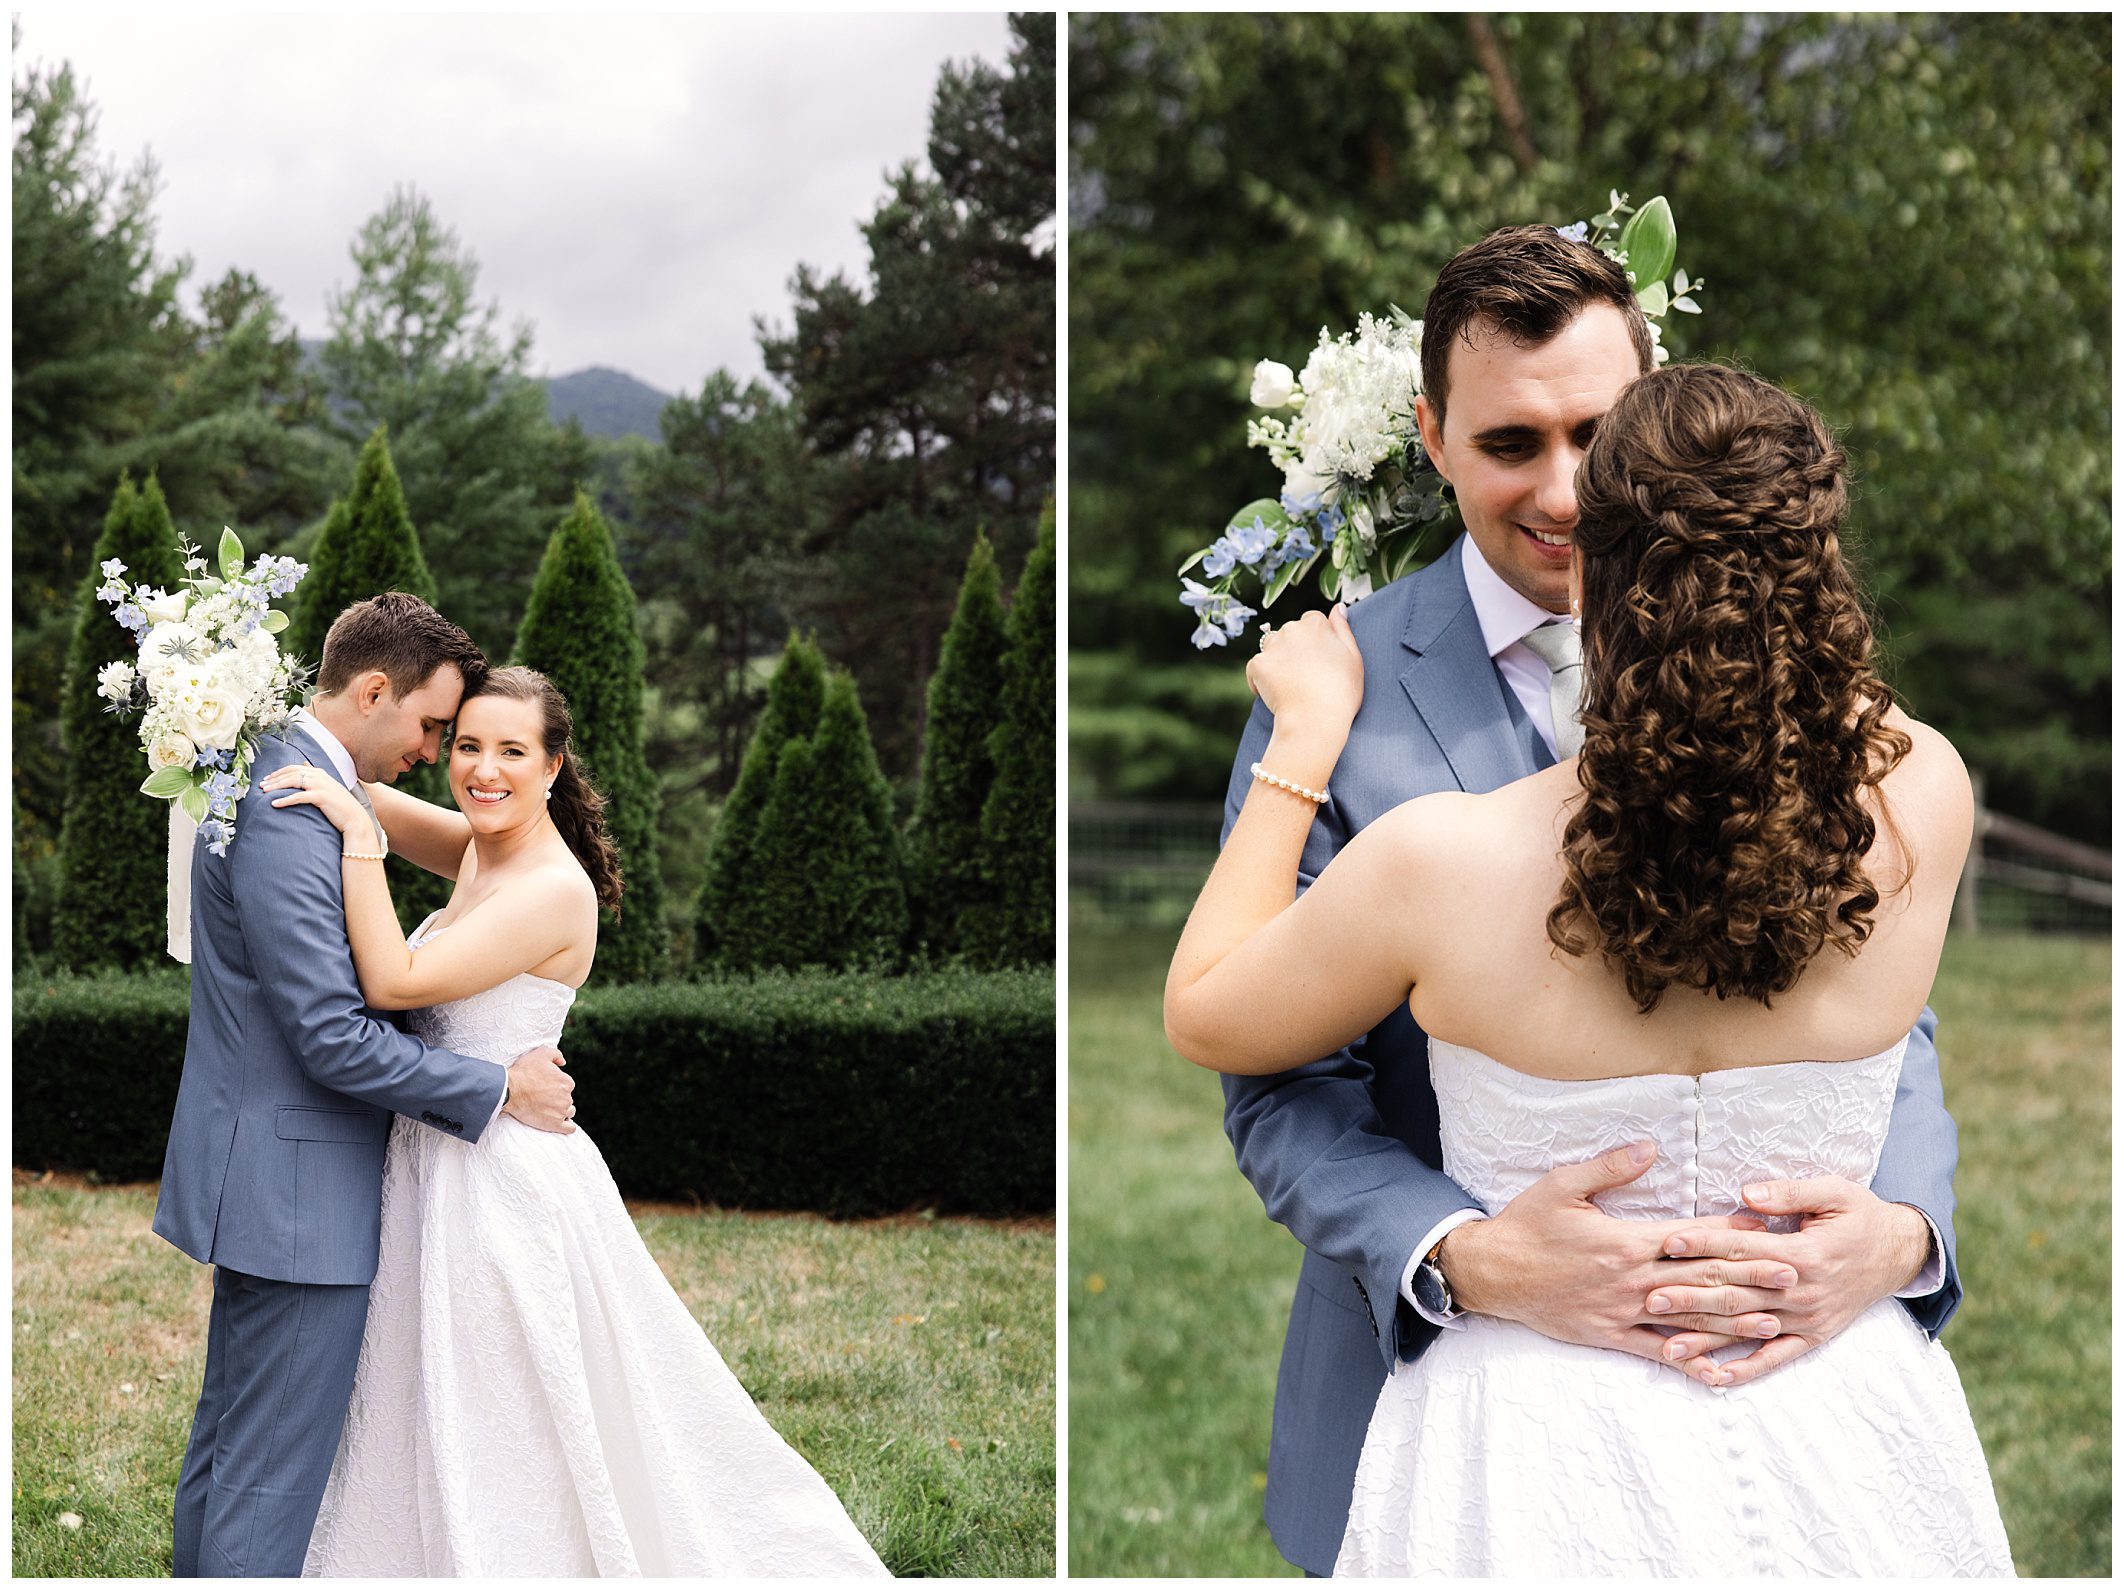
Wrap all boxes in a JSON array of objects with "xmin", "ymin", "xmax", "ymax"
[
  {"xmin": 1164, "ymin": 607, "xmax": 1431, "ymax": 1075},
  {"xmin": 260, "ymin": 767, "xmax": 591, "ymax": 1008},
  {"xmin": 360, "ymin": 776, "xmax": 474, "ymax": 880}
]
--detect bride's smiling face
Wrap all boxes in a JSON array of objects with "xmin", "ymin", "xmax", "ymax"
[
  {"xmin": 448, "ymin": 694, "xmax": 559, "ymax": 829},
  {"xmin": 1415, "ymin": 303, "xmax": 1644, "ymax": 614}
]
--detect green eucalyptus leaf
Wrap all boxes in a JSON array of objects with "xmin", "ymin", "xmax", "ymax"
[
  {"xmin": 1177, "ymin": 549, "xmax": 1207, "ymax": 577},
  {"xmin": 218, "ymin": 526, "xmax": 244, "ymax": 581},
  {"xmin": 260, "ymin": 609, "xmax": 290, "ymax": 634},
  {"xmin": 141, "ymin": 766, "xmax": 195, "ymax": 800},
  {"xmin": 1637, "ymin": 280, "xmax": 1670, "ymax": 317},
  {"xmin": 1618, "ymin": 195, "xmax": 1676, "ymax": 292}
]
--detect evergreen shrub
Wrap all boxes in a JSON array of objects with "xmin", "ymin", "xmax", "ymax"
[
  {"xmin": 286, "ymin": 426, "xmax": 451, "ymax": 930},
  {"xmin": 512, "ymin": 492, "xmax": 668, "ymax": 980},
  {"xmin": 908, "ymin": 532, "xmax": 1009, "ymax": 959},
  {"xmin": 14, "ymin": 968, "xmax": 1054, "ymax": 1215},
  {"xmin": 55, "ymin": 475, "xmax": 187, "ymax": 971},
  {"xmin": 698, "ymin": 635, "xmax": 826, "ymax": 966},
  {"xmin": 735, "ymin": 672, "xmax": 909, "ymax": 970},
  {"xmin": 969, "ymin": 500, "xmax": 1056, "ymax": 966}
]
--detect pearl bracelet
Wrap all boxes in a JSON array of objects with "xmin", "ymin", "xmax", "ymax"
[
  {"xmin": 342, "ymin": 826, "xmax": 389, "ymax": 863},
  {"xmin": 1250, "ymin": 762, "xmax": 1329, "ymax": 804}
]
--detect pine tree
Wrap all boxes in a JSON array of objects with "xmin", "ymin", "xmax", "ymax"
[
  {"xmin": 736, "ymin": 671, "xmax": 907, "ymax": 970},
  {"xmin": 512, "ymin": 492, "xmax": 667, "ymax": 980},
  {"xmin": 696, "ymin": 634, "xmax": 826, "ymax": 967},
  {"xmin": 969, "ymin": 499, "xmax": 1055, "ymax": 967},
  {"xmin": 287, "ymin": 425, "xmax": 450, "ymax": 929},
  {"xmin": 54, "ymin": 474, "xmax": 187, "ymax": 969},
  {"xmin": 907, "ymin": 531, "xmax": 1009, "ymax": 959}
]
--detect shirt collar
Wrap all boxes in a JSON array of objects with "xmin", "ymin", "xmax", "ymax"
[
  {"xmin": 291, "ymin": 707, "xmax": 359, "ymax": 789},
  {"xmin": 1459, "ymin": 531, "xmax": 1569, "ymax": 659}
]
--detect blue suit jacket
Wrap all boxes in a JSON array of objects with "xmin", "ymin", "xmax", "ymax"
[
  {"xmin": 1219, "ymin": 541, "xmax": 1964, "ymax": 1574},
  {"xmin": 153, "ymin": 727, "xmax": 506, "ymax": 1286}
]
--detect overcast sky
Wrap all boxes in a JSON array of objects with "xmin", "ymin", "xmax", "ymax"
[{"xmin": 17, "ymin": 11, "xmax": 1015, "ymax": 395}]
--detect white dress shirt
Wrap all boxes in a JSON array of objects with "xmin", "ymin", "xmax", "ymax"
[{"xmin": 1397, "ymin": 538, "xmax": 1943, "ymax": 1328}]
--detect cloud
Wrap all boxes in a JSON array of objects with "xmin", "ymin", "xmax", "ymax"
[{"xmin": 16, "ymin": 11, "xmax": 1017, "ymax": 393}]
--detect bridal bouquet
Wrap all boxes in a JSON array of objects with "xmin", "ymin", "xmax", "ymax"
[
  {"xmin": 1180, "ymin": 191, "xmax": 1704, "ymax": 647},
  {"xmin": 96, "ymin": 527, "xmax": 310, "ymax": 857}
]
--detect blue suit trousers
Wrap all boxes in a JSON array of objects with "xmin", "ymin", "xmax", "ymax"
[{"xmin": 172, "ymin": 1267, "xmax": 370, "ymax": 1578}]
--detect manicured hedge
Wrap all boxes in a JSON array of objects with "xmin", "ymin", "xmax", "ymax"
[{"xmin": 14, "ymin": 968, "xmax": 1054, "ymax": 1216}]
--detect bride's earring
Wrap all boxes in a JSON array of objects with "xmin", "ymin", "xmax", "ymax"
[{"xmin": 544, "ymin": 784, "xmax": 554, "ymax": 801}]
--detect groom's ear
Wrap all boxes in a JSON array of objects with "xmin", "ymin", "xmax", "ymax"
[
  {"xmin": 355, "ymin": 670, "xmax": 391, "ymax": 713},
  {"xmin": 1415, "ymin": 394, "xmax": 1451, "ymax": 485}
]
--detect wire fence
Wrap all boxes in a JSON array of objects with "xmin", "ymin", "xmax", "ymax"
[{"xmin": 1071, "ymin": 797, "xmax": 2110, "ymax": 937}]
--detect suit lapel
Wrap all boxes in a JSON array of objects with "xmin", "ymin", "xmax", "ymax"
[{"xmin": 1394, "ymin": 545, "xmax": 1542, "ymax": 795}]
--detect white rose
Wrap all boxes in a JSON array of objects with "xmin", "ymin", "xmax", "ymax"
[
  {"xmin": 147, "ymin": 731, "xmax": 197, "ymax": 773},
  {"xmin": 139, "ymin": 587, "xmax": 190, "ymax": 626},
  {"xmin": 1250, "ymin": 359, "xmax": 1297, "ymax": 410},
  {"xmin": 173, "ymin": 681, "xmax": 247, "ymax": 751},
  {"xmin": 96, "ymin": 660, "xmax": 136, "ymax": 703},
  {"xmin": 140, "ymin": 622, "xmax": 201, "ymax": 689}
]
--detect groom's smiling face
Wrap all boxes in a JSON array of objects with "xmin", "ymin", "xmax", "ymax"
[{"xmin": 1416, "ymin": 303, "xmax": 1644, "ymax": 614}]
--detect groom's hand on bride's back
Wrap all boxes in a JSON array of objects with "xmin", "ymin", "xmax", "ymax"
[
  {"xmin": 504, "ymin": 1045, "xmax": 577, "ymax": 1134},
  {"xmin": 1436, "ymin": 1141, "xmax": 1799, "ymax": 1378},
  {"xmin": 1652, "ymin": 1176, "xmax": 1933, "ymax": 1389}
]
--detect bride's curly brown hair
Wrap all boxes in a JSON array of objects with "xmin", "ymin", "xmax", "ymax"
[{"xmin": 1549, "ymin": 363, "xmax": 1911, "ymax": 1012}]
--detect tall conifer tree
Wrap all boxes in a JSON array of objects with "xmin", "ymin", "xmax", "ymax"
[
  {"xmin": 54, "ymin": 474, "xmax": 187, "ymax": 969},
  {"xmin": 512, "ymin": 493, "xmax": 667, "ymax": 980},
  {"xmin": 288, "ymin": 425, "xmax": 450, "ymax": 929},
  {"xmin": 697, "ymin": 634, "xmax": 826, "ymax": 966},
  {"xmin": 907, "ymin": 532, "xmax": 1009, "ymax": 958},
  {"xmin": 734, "ymin": 671, "xmax": 907, "ymax": 969},
  {"xmin": 969, "ymin": 499, "xmax": 1055, "ymax": 966}
]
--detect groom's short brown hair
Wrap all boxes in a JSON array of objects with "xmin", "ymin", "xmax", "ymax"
[
  {"xmin": 316, "ymin": 592, "xmax": 487, "ymax": 700},
  {"xmin": 1421, "ymin": 224, "xmax": 1655, "ymax": 423}
]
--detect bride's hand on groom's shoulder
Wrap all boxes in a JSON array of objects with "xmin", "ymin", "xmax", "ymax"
[
  {"xmin": 1248, "ymin": 605, "xmax": 1362, "ymax": 730},
  {"xmin": 261, "ymin": 765, "xmax": 364, "ymax": 836}
]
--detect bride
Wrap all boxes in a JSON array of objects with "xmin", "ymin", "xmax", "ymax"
[
  {"xmin": 1164, "ymin": 364, "xmax": 2012, "ymax": 1575},
  {"xmin": 259, "ymin": 666, "xmax": 888, "ymax": 1577}
]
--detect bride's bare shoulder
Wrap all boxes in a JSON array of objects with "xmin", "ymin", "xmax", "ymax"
[{"xmin": 1880, "ymin": 707, "xmax": 1974, "ymax": 826}]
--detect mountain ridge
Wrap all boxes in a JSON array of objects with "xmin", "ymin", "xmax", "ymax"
[{"xmin": 295, "ymin": 340, "xmax": 673, "ymax": 440}]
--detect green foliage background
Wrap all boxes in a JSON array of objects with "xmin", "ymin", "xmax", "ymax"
[{"xmin": 1068, "ymin": 13, "xmax": 2109, "ymax": 841}]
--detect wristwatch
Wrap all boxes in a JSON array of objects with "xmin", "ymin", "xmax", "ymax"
[{"xmin": 1412, "ymin": 1236, "xmax": 1462, "ymax": 1321}]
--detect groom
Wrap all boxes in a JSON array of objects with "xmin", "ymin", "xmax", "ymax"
[
  {"xmin": 1221, "ymin": 226, "xmax": 1963, "ymax": 1575},
  {"xmin": 153, "ymin": 591, "xmax": 580, "ymax": 1577}
]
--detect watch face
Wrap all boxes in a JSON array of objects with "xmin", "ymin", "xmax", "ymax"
[{"xmin": 1415, "ymin": 1263, "xmax": 1447, "ymax": 1314}]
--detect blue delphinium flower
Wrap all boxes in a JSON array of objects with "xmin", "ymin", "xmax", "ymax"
[
  {"xmin": 1228, "ymin": 515, "xmax": 1276, "ymax": 567},
  {"xmin": 1280, "ymin": 488, "xmax": 1323, "ymax": 519},
  {"xmin": 1281, "ymin": 523, "xmax": 1317, "ymax": 564},
  {"xmin": 114, "ymin": 603, "xmax": 148, "ymax": 639},
  {"xmin": 205, "ymin": 770, "xmax": 243, "ymax": 819},
  {"xmin": 1316, "ymin": 504, "xmax": 1346, "ymax": 537},
  {"xmin": 1555, "ymin": 220, "xmax": 1590, "ymax": 243},
  {"xmin": 1219, "ymin": 597, "xmax": 1257, "ymax": 637},
  {"xmin": 1201, "ymin": 535, "xmax": 1241, "ymax": 579},
  {"xmin": 101, "ymin": 558, "xmax": 127, "ymax": 580}
]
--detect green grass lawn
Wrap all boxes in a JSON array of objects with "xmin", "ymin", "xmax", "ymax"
[
  {"xmin": 1068, "ymin": 920, "xmax": 2110, "ymax": 1577},
  {"xmin": 13, "ymin": 1183, "xmax": 1053, "ymax": 1577}
]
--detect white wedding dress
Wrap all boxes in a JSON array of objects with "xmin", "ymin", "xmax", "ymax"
[
  {"xmin": 303, "ymin": 915, "xmax": 889, "ymax": 1577},
  {"xmin": 1334, "ymin": 1037, "xmax": 2014, "ymax": 1577}
]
